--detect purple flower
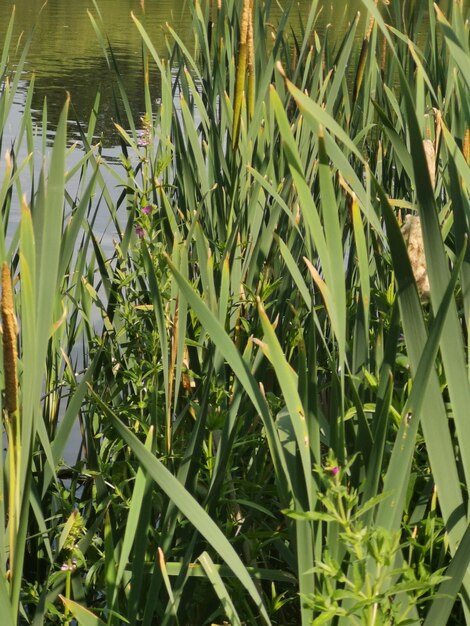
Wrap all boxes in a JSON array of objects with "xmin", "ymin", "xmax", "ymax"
[
  {"xmin": 135, "ymin": 226, "xmax": 145, "ymax": 238},
  {"xmin": 331, "ymin": 466, "xmax": 339, "ymax": 477},
  {"xmin": 142, "ymin": 204, "xmax": 153, "ymax": 215}
]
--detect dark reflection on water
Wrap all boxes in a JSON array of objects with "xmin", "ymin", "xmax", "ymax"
[
  {"xmin": 1, "ymin": 0, "xmax": 367, "ymax": 145},
  {"xmin": 2, "ymin": 0, "xmax": 194, "ymax": 142},
  {"xmin": 2, "ymin": 1, "xmax": 456, "ymax": 149},
  {"xmin": 28, "ymin": 50, "xmax": 162, "ymax": 146}
]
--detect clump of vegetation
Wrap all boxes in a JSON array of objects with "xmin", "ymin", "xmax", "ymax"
[{"xmin": 1, "ymin": 1, "xmax": 470, "ymax": 625}]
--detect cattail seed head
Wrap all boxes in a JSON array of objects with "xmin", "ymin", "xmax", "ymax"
[
  {"xmin": 1, "ymin": 263, "xmax": 18, "ymax": 416},
  {"xmin": 240, "ymin": 0, "xmax": 250, "ymax": 45},
  {"xmin": 423, "ymin": 139, "xmax": 436, "ymax": 190},
  {"xmin": 463, "ymin": 128, "xmax": 470, "ymax": 165},
  {"xmin": 401, "ymin": 215, "xmax": 430, "ymax": 303}
]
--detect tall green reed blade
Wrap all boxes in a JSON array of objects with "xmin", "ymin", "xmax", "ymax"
[
  {"xmin": 278, "ymin": 74, "xmax": 385, "ymax": 239},
  {"xmin": 88, "ymin": 388, "xmax": 273, "ymax": 626},
  {"xmin": 103, "ymin": 510, "xmax": 118, "ymax": 625},
  {"xmin": 352, "ymin": 10, "xmax": 373, "ymax": 106},
  {"xmin": 157, "ymin": 548, "xmax": 179, "ymax": 624},
  {"xmin": 125, "ymin": 473, "xmax": 155, "ymax": 623},
  {"xmin": 374, "ymin": 142, "xmax": 470, "ymax": 617},
  {"xmin": 199, "ymin": 552, "xmax": 243, "ymax": 625},
  {"xmin": 316, "ymin": 132, "xmax": 347, "ymax": 366},
  {"xmin": 435, "ymin": 5, "xmax": 470, "ymax": 94},
  {"xmin": 409, "ymin": 65, "xmax": 470, "ymax": 493},
  {"xmin": 351, "ymin": 196, "xmax": 371, "ymax": 373},
  {"xmin": 59, "ymin": 597, "xmax": 106, "ymax": 626},
  {"xmin": 290, "ymin": 0, "xmax": 320, "ymax": 86},
  {"xmin": 361, "ymin": 301, "xmax": 400, "ymax": 510},
  {"xmin": 162, "ymin": 560, "xmax": 296, "ymax": 583},
  {"xmin": 179, "ymin": 97, "xmax": 212, "ymax": 213},
  {"xmin": 0, "ymin": 574, "xmax": 14, "ymax": 626},
  {"xmin": 161, "ymin": 374, "xmax": 214, "ymax": 580},
  {"xmin": 131, "ymin": 12, "xmax": 176, "ymax": 112},
  {"xmin": 204, "ymin": 343, "xmax": 254, "ymax": 504},
  {"xmin": 166, "ymin": 255, "xmax": 292, "ymax": 501},
  {"xmin": 58, "ymin": 169, "xmax": 99, "ymax": 281},
  {"xmin": 5, "ymin": 77, "xmax": 35, "ymax": 192},
  {"xmin": 377, "ymin": 229, "xmax": 466, "ymax": 533},
  {"xmin": 27, "ymin": 97, "xmax": 70, "ymax": 468},
  {"xmin": 140, "ymin": 371, "xmax": 214, "ymax": 624},
  {"xmin": 424, "ymin": 522, "xmax": 470, "ymax": 626},
  {"xmin": 271, "ymin": 85, "xmax": 348, "ymax": 462},
  {"xmin": 41, "ymin": 352, "xmax": 100, "ymax": 496},
  {"xmin": 441, "ymin": 123, "xmax": 470, "ymax": 331},
  {"xmin": 254, "ymin": 302, "xmax": 315, "ymax": 510},
  {"xmin": 359, "ymin": 0, "xmax": 470, "ymax": 546},
  {"xmin": 254, "ymin": 300, "xmax": 315, "ymax": 626},
  {"xmin": 326, "ymin": 12, "xmax": 359, "ymax": 115},
  {"xmin": 275, "ymin": 234, "xmax": 311, "ymax": 308},
  {"xmin": 270, "ymin": 88, "xmax": 341, "ymax": 343},
  {"xmin": 3, "ymin": 96, "xmax": 80, "ymax": 622}
]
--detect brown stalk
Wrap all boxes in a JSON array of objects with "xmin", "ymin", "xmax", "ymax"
[
  {"xmin": 380, "ymin": 33, "xmax": 387, "ymax": 74},
  {"xmin": 232, "ymin": 0, "xmax": 251, "ymax": 149},
  {"xmin": 464, "ymin": 128, "xmax": 470, "ymax": 165},
  {"xmin": 423, "ymin": 139, "xmax": 436, "ymax": 190},
  {"xmin": 1, "ymin": 262, "xmax": 19, "ymax": 579},
  {"xmin": 247, "ymin": 0, "xmax": 255, "ymax": 122},
  {"xmin": 2, "ymin": 262, "xmax": 18, "ymax": 417}
]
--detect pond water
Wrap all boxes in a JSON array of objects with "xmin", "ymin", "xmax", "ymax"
[
  {"xmin": 1, "ymin": 1, "xmax": 460, "ymax": 151},
  {"xmin": 1, "ymin": 0, "xmax": 368, "ymax": 149}
]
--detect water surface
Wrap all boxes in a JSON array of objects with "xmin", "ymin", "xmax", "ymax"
[
  {"xmin": 1, "ymin": 1, "xmax": 461, "ymax": 147},
  {"xmin": 1, "ymin": 0, "xmax": 368, "ymax": 145}
]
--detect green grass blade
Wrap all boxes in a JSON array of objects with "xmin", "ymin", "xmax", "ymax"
[
  {"xmin": 377, "ymin": 236, "xmax": 466, "ymax": 532},
  {"xmin": 89, "ymin": 389, "xmax": 272, "ymax": 625},
  {"xmin": 424, "ymin": 522, "xmax": 470, "ymax": 626},
  {"xmin": 198, "ymin": 551, "xmax": 242, "ymax": 626},
  {"xmin": 373, "ymin": 179, "xmax": 466, "ymax": 549},
  {"xmin": 59, "ymin": 597, "xmax": 106, "ymax": 626},
  {"xmin": 113, "ymin": 428, "xmax": 154, "ymax": 601},
  {"xmin": 255, "ymin": 299, "xmax": 313, "ymax": 508},
  {"xmin": 165, "ymin": 254, "xmax": 291, "ymax": 501},
  {"xmin": 0, "ymin": 575, "xmax": 14, "ymax": 626}
]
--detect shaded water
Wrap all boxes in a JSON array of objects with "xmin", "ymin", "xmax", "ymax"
[{"xmin": 1, "ymin": 0, "xmax": 367, "ymax": 146}]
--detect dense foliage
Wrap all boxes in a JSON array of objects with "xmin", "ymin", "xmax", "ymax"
[{"xmin": 1, "ymin": 1, "xmax": 470, "ymax": 624}]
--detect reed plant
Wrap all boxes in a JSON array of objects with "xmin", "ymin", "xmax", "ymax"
[{"xmin": 1, "ymin": 0, "xmax": 470, "ymax": 624}]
